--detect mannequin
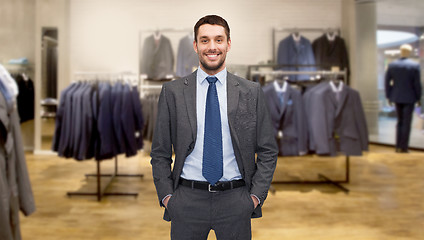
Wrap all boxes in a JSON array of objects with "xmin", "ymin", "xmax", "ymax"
[{"xmin": 385, "ymin": 44, "xmax": 422, "ymax": 153}]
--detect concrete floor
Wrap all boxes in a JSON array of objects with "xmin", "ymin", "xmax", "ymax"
[{"xmin": 19, "ymin": 145, "xmax": 424, "ymax": 239}]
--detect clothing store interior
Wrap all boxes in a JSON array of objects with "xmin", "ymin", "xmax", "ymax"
[{"xmin": 1, "ymin": 0, "xmax": 424, "ymax": 239}]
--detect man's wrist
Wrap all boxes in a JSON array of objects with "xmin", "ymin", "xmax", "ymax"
[
  {"xmin": 250, "ymin": 194, "xmax": 260, "ymax": 205},
  {"xmin": 162, "ymin": 194, "xmax": 172, "ymax": 206}
]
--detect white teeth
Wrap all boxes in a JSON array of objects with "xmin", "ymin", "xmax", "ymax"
[{"xmin": 208, "ymin": 55, "xmax": 217, "ymax": 57}]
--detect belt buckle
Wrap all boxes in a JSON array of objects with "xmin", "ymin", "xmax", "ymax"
[{"xmin": 208, "ymin": 184, "xmax": 218, "ymax": 192}]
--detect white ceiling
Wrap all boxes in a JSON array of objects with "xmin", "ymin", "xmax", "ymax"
[{"xmin": 376, "ymin": 0, "xmax": 424, "ymax": 26}]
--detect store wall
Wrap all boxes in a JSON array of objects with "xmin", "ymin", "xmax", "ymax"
[
  {"xmin": 0, "ymin": 0, "xmax": 36, "ymax": 150},
  {"xmin": 68, "ymin": 0, "xmax": 342, "ymax": 80}
]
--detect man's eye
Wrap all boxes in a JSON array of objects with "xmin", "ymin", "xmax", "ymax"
[{"xmin": 201, "ymin": 40, "xmax": 208, "ymax": 43}]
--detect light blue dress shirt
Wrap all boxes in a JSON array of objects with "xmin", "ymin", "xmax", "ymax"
[{"xmin": 180, "ymin": 67, "xmax": 242, "ymax": 182}]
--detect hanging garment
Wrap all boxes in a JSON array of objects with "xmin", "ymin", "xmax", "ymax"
[
  {"xmin": 140, "ymin": 34, "xmax": 175, "ymax": 80},
  {"xmin": 276, "ymin": 34, "xmax": 316, "ymax": 81},
  {"xmin": 312, "ymin": 34, "xmax": 349, "ymax": 73},
  {"xmin": 304, "ymin": 81, "xmax": 368, "ymax": 156},
  {"xmin": 263, "ymin": 81, "xmax": 308, "ymax": 156},
  {"xmin": 14, "ymin": 74, "xmax": 34, "ymax": 123},
  {"xmin": 0, "ymin": 86, "xmax": 35, "ymax": 240},
  {"xmin": 176, "ymin": 34, "xmax": 198, "ymax": 77},
  {"xmin": 52, "ymin": 81, "xmax": 145, "ymax": 161}
]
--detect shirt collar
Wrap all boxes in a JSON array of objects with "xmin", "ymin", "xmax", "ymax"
[
  {"xmin": 329, "ymin": 80, "xmax": 343, "ymax": 92},
  {"xmin": 273, "ymin": 80, "xmax": 287, "ymax": 92},
  {"xmin": 197, "ymin": 66, "xmax": 227, "ymax": 86}
]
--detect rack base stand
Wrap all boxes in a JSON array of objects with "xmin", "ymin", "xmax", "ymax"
[
  {"xmin": 271, "ymin": 156, "xmax": 350, "ymax": 194},
  {"xmin": 67, "ymin": 156, "xmax": 144, "ymax": 201}
]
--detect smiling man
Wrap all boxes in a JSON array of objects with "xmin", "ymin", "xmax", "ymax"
[{"xmin": 150, "ymin": 15, "xmax": 278, "ymax": 240}]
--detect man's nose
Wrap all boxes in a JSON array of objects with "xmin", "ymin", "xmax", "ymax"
[{"xmin": 208, "ymin": 41, "xmax": 217, "ymax": 51}]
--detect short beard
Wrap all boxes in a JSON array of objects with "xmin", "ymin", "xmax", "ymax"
[{"xmin": 199, "ymin": 57, "xmax": 225, "ymax": 72}]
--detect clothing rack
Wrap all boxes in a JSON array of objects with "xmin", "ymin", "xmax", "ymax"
[
  {"xmin": 253, "ymin": 68, "xmax": 350, "ymax": 194},
  {"xmin": 66, "ymin": 72, "xmax": 144, "ymax": 201},
  {"xmin": 248, "ymin": 64, "xmax": 349, "ymax": 85},
  {"xmin": 272, "ymin": 27, "xmax": 341, "ymax": 65}
]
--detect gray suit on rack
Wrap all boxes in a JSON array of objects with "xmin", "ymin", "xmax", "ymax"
[
  {"xmin": 263, "ymin": 82, "xmax": 308, "ymax": 156},
  {"xmin": 150, "ymin": 70, "xmax": 278, "ymax": 221},
  {"xmin": 307, "ymin": 82, "xmax": 368, "ymax": 156},
  {"xmin": 0, "ymin": 92, "xmax": 35, "ymax": 240}
]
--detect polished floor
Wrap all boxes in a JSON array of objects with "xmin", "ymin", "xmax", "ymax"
[{"xmin": 20, "ymin": 145, "xmax": 424, "ymax": 240}]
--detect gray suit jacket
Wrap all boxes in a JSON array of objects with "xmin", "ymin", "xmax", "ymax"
[
  {"xmin": 263, "ymin": 82, "xmax": 308, "ymax": 156},
  {"xmin": 0, "ymin": 92, "xmax": 35, "ymax": 240},
  {"xmin": 150, "ymin": 71, "xmax": 278, "ymax": 221},
  {"xmin": 307, "ymin": 82, "xmax": 368, "ymax": 156}
]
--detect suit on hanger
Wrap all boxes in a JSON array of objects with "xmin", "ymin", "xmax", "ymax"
[
  {"xmin": 140, "ymin": 34, "xmax": 175, "ymax": 80},
  {"xmin": 150, "ymin": 70, "xmax": 278, "ymax": 221},
  {"xmin": 176, "ymin": 34, "xmax": 198, "ymax": 77},
  {"xmin": 277, "ymin": 35, "xmax": 316, "ymax": 81},
  {"xmin": 385, "ymin": 57, "xmax": 422, "ymax": 151},
  {"xmin": 263, "ymin": 82, "xmax": 307, "ymax": 156},
  {"xmin": 0, "ymin": 89, "xmax": 35, "ymax": 240},
  {"xmin": 96, "ymin": 83, "xmax": 116, "ymax": 160},
  {"xmin": 121, "ymin": 84, "xmax": 138, "ymax": 157},
  {"xmin": 131, "ymin": 86, "xmax": 144, "ymax": 150},
  {"xmin": 308, "ymin": 82, "xmax": 368, "ymax": 156},
  {"xmin": 312, "ymin": 34, "xmax": 349, "ymax": 73}
]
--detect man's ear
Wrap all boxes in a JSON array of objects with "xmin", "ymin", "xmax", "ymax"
[{"xmin": 193, "ymin": 40, "xmax": 198, "ymax": 54}]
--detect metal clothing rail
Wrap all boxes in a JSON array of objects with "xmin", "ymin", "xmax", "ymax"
[
  {"xmin": 248, "ymin": 64, "xmax": 348, "ymax": 85},
  {"xmin": 67, "ymin": 156, "xmax": 144, "ymax": 201},
  {"xmin": 253, "ymin": 68, "xmax": 351, "ymax": 194}
]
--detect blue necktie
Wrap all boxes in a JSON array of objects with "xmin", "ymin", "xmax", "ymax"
[{"xmin": 202, "ymin": 76, "xmax": 223, "ymax": 185}]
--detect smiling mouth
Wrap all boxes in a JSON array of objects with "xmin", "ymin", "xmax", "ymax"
[{"xmin": 206, "ymin": 53, "xmax": 220, "ymax": 60}]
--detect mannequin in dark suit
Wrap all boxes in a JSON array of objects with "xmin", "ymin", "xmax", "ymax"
[
  {"xmin": 150, "ymin": 15, "xmax": 278, "ymax": 239},
  {"xmin": 385, "ymin": 44, "xmax": 422, "ymax": 152}
]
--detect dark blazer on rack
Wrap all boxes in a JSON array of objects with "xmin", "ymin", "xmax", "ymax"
[
  {"xmin": 307, "ymin": 82, "xmax": 368, "ymax": 156},
  {"xmin": 121, "ymin": 84, "xmax": 138, "ymax": 157},
  {"xmin": 150, "ymin": 70, "xmax": 278, "ymax": 221},
  {"xmin": 277, "ymin": 35, "xmax": 316, "ymax": 81},
  {"xmin": 385, "ymin": 57, "xmax": 422, "ymax": 104},
  {"xmin": 263, "ymin": 82, "xmax": 308, "ymax": 156},
  {"xmin": 312, "ymin": 34, "xmax": 349, "ymax": 72},
  {"xmin": 131, "ymin": 86, "xmax": 144, "ymax": 150},
  {"xmin": 96, "ymin": 83, "xmax": 116, "ymax": 160}
]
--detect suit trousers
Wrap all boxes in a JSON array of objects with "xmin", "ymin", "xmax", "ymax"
[
  {"xmin": 167, "ymin": 184, "xmax": 255, "ymax": 240},
  {"xmin": 395, "ymin": 103, "xmax": 415, "ymax": 150}
]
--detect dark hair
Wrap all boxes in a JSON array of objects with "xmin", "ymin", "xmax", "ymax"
[{"xmin": 194, "ymin": 15, "xmax": 230, "ymax": 42}]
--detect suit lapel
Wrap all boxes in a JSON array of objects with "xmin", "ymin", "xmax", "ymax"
[
  {"xmin": 183, "ymin": 71, "xmax": 197, "ymax": 139},
  {"xmin": 279, "ymin": 86, "xmax": 291, "ymax": 118},
  {"xmin": 335, "ymin": 85, "xmax": 348, "ymax": 118},
  {"xmin": 227, "ymin": 72, "xmax": 240, "ymax": 126},
  {"xmin": 269, "ymin": 84, "xmax": 282, "ymax": 116}
]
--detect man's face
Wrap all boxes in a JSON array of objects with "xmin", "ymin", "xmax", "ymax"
[{"xmin": 193, "ymin": 24, "xmax": 231, "ymax": 75}]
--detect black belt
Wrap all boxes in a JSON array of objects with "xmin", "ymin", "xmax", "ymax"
[{"xmin": 179, "ymin": 178, "xmax": 245, "ymax": 192}]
